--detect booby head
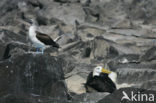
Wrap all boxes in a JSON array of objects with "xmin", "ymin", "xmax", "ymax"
[
  {"xmin": 93, "ymin": 66, "xmax": 117, "ymax": 83},
  {"xmin": 25, "ymin": 18, "xmax": 38, "ymax": 26},
  {"xmin": 29, "ymin": 19, "xmax": 38, "ymax": 26}
]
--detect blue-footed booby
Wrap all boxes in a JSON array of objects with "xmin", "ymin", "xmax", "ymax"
[{"xmin": 27, "ymin": 19, "xmax": 60, "ymax": 53}]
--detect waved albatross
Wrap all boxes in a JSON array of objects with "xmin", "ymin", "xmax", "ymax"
[
  {"xmin": 27, "ymin": 19, "xmax": 60, "ymax": 53},
  {"xmin": 85, "ymin": 66, "xmax": 117, "ymax": 93}
]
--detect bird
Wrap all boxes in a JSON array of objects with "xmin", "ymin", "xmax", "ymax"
[
  {"xmin": 85, "ymin": 66, "xmax": 117, "ymax": 93},
  {"xmin": 27, "ymin": 19, "xmax": 60, "ymax": 54}
]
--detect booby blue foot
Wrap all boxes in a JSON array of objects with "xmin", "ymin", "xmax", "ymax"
[
  {"xmin": 36, "ymin": 48, "xmax": 39, "ymax": 53},
  {"xmin": 41, "ymin": 48, "xmax": 44, "ymax": 54}
]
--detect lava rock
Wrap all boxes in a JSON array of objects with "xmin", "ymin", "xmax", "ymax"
[
  {"xmin": 108, "ymin": 54, "xmax": 140, "ymax": 70},
  {"xmin": 141, "ymin": 46, "xmax": 156, "ymax": 62},
  {"xmin": 91, "ymin": 36, "xmax": 119, "ymax": 60},
  {"xmin": 72, "ymin": 92, "xmax": 109, "ymax": 103},
  {"xmin": 0, "ymin": 53, "xmax": 69, "ymax": 102},
  {"xmin": 2, "ymin": 42, "xmax": 58, "ymax": 60},
  {"xmin": 0, "ymin": 43, "xmax": 6, "ymax": 60},
  {"xmin": 98, "ymin": 88, "xmax": 156, "ymax": 103},
  {"xmin": 0, "ymin": 30, "xmax": 27, "ymax": 44}
]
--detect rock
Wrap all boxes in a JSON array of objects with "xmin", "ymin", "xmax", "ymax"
[
  {"xmin": 2, "ymin": 42, "xmax": 58, "ymax": 60},
  {"xmin": 72, "ymin": 92, "xmax": 109, "ymax": 103},
  {"xmin": 116, "ymin": 67, "xmax": 156, "ymax": 84},
  {"xmin": 127, "ymin": 0, "xmax": 156, "ymax": 25},
  {"xmin": 0, "ymin": 93, "xmax": 68, "ymax": 103},
  {"xmin": 141, "ymin": 46, "xmax": 156, "ymax": 62},
  {"xmin": 80, "ymin": 0, "xmax": 90, "ymax": 5},
  {"xmin": 58, "ymin": 35, "xmax": 74, "ymax": 46},
  {"xmin": 82, "ymin": 47, "xmax": 92, "ymax": 58},
  {"xmin": 53, "ymin": 0, "xmax": 81, "ymax": 4},
  {"xmin": 2, "ymin": 42, "xmax": 30, "ymax": 59},
  {"xmin": 50, "ymin": 81, "xmax": 69, "ymax": 102},
  {"xmin": 111, "ymin": 19, "xmax": 133, "ymax": 29},
  {"xmin": 39, "ymin": 3, "xmax": 86, "ymax": 25},
  {"xmin": 83, "ymin": 6, "xmax": 100, "ymax": 22},
  {"xmin": 108, "ymin": 61, "xmax": 156, "ymax": 90},
  {"xmin": 107, "ymin": 54, "xmax": 156, "ymax": 90},
  {"xmin": 58, "ymin": 54, "xmax": 75, "ymax": 74},
  {"xmin": 56, "ymin": 25, "xmax": 75, "ymax": 46},
  {"xmin": 0, "ymin": 43, "xmax": 6, "ymax": 60},
  {"xmin": 91, "ymin": 36, "xmax": 119, "ymax": 60},
  {"xmin": 140, "ymin": 80, "xmax": 156, "ymax": 90},
  {"xmin": 0, "ymin": 53, "xmax": 69, "ymax": 102},
  {"xmin": 98, "ymin": 0, "xmax": 127, "ymax": 26},
  {"xmin": 98, "ymin": 88, "xmax": 156, "ymax": 103},
  {"xmin": 1, "ymin": 0, "xmax": 156, "ymax": 102},
  {"xmin": 77, "ymin": 26, "xmax": 106, "ymax": 41},
  {"xmin": 0, "ymin": 30, "xmax": 27, "ymax": 44},
  {"xmin": 65, "ymin": 75, "xmax": 86, "ymax": 94},
  {"xmin": 108, "ymin": 54, "xmax": 140, "ymax": 70}
]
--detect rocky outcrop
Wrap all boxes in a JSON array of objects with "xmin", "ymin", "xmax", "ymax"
[
  {"xmin": 72, "ymin": 92, "xmax": 109, "ymax": 103},
  {"xmin": 140, "ymin": 46, "xmax": 156, "ymax": 62},
  {"xmin": 91, "ymin": 36, "xmax": 119, "ymax": 60},
  {"xmin": 0, "ymin": 53, "xmax": 69, "ymax": 103},
  {"xmin": 98, "ymin": 88, "xmax": 156, "ymax": 103},
  {"xmin": 0, "ymin": 0, "xmax": 156, "ymax": 103}
]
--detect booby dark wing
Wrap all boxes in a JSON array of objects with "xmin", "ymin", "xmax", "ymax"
[{"xmin": 36, "ymin": 31, "xmax": 59, "ymax": 48}]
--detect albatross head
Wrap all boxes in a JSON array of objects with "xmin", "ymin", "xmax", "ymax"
[
  {"xmin": 93, "ymin": 66, "xmax": 111, "ymax": 76},
  {"xmin": 93, "ymin": 66, "xmax": 117, "ymax": 83}
]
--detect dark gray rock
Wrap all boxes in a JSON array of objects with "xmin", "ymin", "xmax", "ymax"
[
  {"xmin": 98, "ymin": 88, "xmax": 156, "ymax": 103},
  {"xmin": 72, "ymin": 92, "xmax": 109, "ymax": 103},
  {"xmin": 83, "ymin": 6, "xmax": 100, "ymax": 23},
  {"xmin": 107, "ymin": 54, "xmax": 156, "ymax": 90},
  {"xmin": 141, "ymin": 46, "xmax": 156, "ymax": 62},
  {"xmin": 108, "ymin": 54, "xmax": 140, "ymax": 70},
  {"xmin": 38, "ymin": 2, "xmax": 86, "ymax": 25},
  {"xmin": 2, "ymin": 42, "xmax": 58, "ymax": 60},
  {"xmin": 116, "ymin": 67, "xmax": 156, "ymax": 85},
  {"xmin": 0, "ymin": 43, "xmax": 6, "ymax": 60},
  {"xmin": 0, "ymin": 30, "xmax": 27, "ymax": 44},
  {"xmin": 92, "ymin": 36, "xmax": 119, "ymax": 60},
  {"xmin": 0, "ymin": 53, "xmax": 69, "ymax": 103},
  {"xmin": 127, "ymin": 0, "xmax": 156, "ymax": 24},
  {"xmin": 140, "ymin": 80, "xmax": 156, "ymax": 90}
]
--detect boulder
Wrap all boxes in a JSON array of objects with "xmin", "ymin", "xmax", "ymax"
[
  {"xmin": 98, "ymin": 88, "xmax": 156, "ymax": 103},
  {"xmin": 65, "ymin": 75, "xmax": 86, "ymax": 94},
  {"xmin": 91, "ymin": 36, "xmax": 119, "ymax": 60},
  {"xmin": 127, "ymin": 0, "xmax": 156, "ymax": 25},
  {"xmin": 141, "ymin": 46, "xmax": 156, "ymax": 62},
  {"xmin": 0, "ymin": 43, "xmax": 6, "ymax": 60},
  {"xmin": 107, "ymin": 54, "xmax": 156, "ymax": 90},
  {"xmin": 111, "ymin": 19, "xmax": 133, "ymax": 29},
  {"xmin": 39, "ymin": 3, "xmax": 86, "ymax": 25},
  {"xmin": 2, "ymin": 42, "xmax": 58, "ymax": 60},
  {"xmin": 0, "ymin": 53, "xmax": 69, "ymax": 102},
  {"xmin": 77, "ymin": 26, "xmax": 106, "ymax": 41},
  {"xmin": 0, "ymin": 30, "xmax": 27, "ymax": 44},
  {"xmin": 72, "ymin": 92, "xmax": 109, "ymax": 103}
]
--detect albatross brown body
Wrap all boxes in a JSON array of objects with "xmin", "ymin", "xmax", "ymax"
[{"xmin": 85, "ymin": 72, "xmax": 116, "ymax": 93}]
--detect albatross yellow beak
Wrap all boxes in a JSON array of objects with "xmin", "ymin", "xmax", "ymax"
[{"xmin": 101, "ymin": 68, "xmax": 111, "ymax": 74}]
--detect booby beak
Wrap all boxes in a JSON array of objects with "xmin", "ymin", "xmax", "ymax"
[
  {"xmin": 24, "ymin": 18, "xmax": 32, "ymax": 24},
  {"xmin": 101, "ymin": 68, "xmax": 111, "ymax": 74}
]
